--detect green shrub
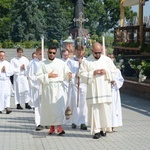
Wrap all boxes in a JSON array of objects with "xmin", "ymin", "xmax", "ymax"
[
  {"xmin": 141, "ymin": 60, "xmax": 150, "ymax": 77},
  {"xmin": 2, "ymin": 41, "xmax": 14, "ymax": 48},
  {"xmin": 141, "ymin": 43, "xmax": 150, "ymax": 52},
  {"xmin": 0, "ymin": 43, "xmax": 2, "ymax": 48},
  {"xmin": 115, "ymin": 42, "xmax": 140, "ymax": 48},
  {"xmin": 1, "ymin": 41, "xmax": 41, "ymax": 49},
  {"xmin": 15, "ymin": 41, "xmax": 41, "ymax": 49}
]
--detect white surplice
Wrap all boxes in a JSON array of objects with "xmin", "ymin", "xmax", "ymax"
[
  {"xmin": 0, "ymin": 60, "xmax": 14, "ymax": 111},
  {"xmin": 28, "ymin": 58, "xmax": 42, "ymax": 126},
  {"xmin": 61, "ymin": 58, "xmax": 72, "ymax": 108},
  {"xmin": 79, "ymin": 54, "xmax": 116, "ymax": 134},
  {"xmin": 27, "ymin": 59, "xmax": 35, "ymax": 106},
  {"xmin": 10, "ymin": 56, "xmax": 30, "ymax": 105},
  {"xmin": 67, "ymin": 57, "xmax": 88, "ymax": 125},
  {"xmin": 36, "ymin": 58, "xmax": 71, "ymax": 126},
  {"xmin": 111, "ymin": 68, "xmax": 124, "ymax": 128}
]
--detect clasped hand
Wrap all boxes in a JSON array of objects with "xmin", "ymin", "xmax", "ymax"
[
  {"xmin": 48, "ymin": 70, "xmax": 58, "ymax": 78},
  {"xmin": 1, "ymin": 66, "xmax": 6, "ymax": 73},
  {"xmin": 93, "ymin": 69, "xmax": 106, "ymax": 76},
  {"xmin": 48, "ymin": 71, "xmax": 72, "ymax": 79},
  {"xmin": 20, "ymin": 64, "xmax": 25, "ymax": 70}
]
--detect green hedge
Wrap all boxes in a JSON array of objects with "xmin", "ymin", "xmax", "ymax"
[{"xmin": 1, "ymin": 41, "xmax": 41, "ymax": 48}]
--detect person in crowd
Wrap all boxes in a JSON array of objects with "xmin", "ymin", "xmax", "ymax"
[
  {"xmin": 36, "ymin": 46, "xmax": 72, "ymax": 135},
  {"xmin": 108, "ymin": 53, "xmax": 124, "ymax": 131},
  {"xmin": 61, "ymin": 49, "xmax": 72, "ymax": 108},
  {"xmin": 31, "ymin": 52, "xmax": 37, "ymax": 59},
  {"xmin": 27, "ymin": 52, "xmax": 37, "ymax": 109},
  {"xmin": 10, "ymin": 48, "xmax": 31, "ymax": 109},
  {"xmin": 0, "ymin": 51, "xmax": 14, "ymax": 114},
  {"xmin": 61, "ymin": 49, "xmax": 70, "ymax": 62},
  {"xmin": 27, "ymin": 47, "xmax": 44, "ymax": 131},
  {"xmin": 79, "ymin": 42, "xmax": 117, "ymax": 139},
  {"xmin": 68, "ymin": 45, "xmax": 88, "ymax": 130},
  {"xmin": 10, "ymin": 75, "xmax": 15, "ymax": 97}
]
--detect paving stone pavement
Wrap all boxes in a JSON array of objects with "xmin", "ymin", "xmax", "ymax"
[{"xmin": 0, "ymin": 92, "xmax": 150, "ymax": 150}]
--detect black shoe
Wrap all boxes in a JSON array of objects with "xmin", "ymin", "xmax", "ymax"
[
  {"xmin": 80, "ymin": 124, "xmax": 87, "ymax": 130},
  {"xmin": 100, "ymin": 131, "xmax": 107, "ymax": 137},
  {"xmin": 36, "ymin": 125, "xmax": 43, "ymax": 131},
  {"xmin": 25, "ymin": 103, "xmax": 32, "ymax": 109},
  {"xmin": 93, "ymin": 133, "xmax": 100, "ymax": 139},
  {"xmin": 16, "ymin": 104, "xmax": 23, "ymax": 109},
  {"xmin": 58, "ymin": 130, "xmax": 65, "ymax": 136},
  {"xmin": 0, "ymin": 111, "xmax": 2, "ymax": 114},
  {"xmin": 45, "ymin": 126, "xmax": 49, "ymax": 129},
  {"xmin": 72, "ymin": 123, "xmax": 77, "ymax": 129},
  {"xmin": 32, "ymin": 107, "xmax": 35, "ymax": 114},
  {"xmin": 6, "ymin": 110, "xmax": 12, "ymax": 114},
  {"xmin": 5, "ymin": 108, "xmax": 12, "ymax": 114}
]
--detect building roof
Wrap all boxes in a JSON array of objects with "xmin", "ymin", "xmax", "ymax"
[
  {"xmin": 123, "ymin": 0, "xmax": 149, "ymax": 6},
  {"xmin": 63, "ymin": 36, "xmax": 74, "ymax": 43}
]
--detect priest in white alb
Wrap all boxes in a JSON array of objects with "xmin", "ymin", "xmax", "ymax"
[{"xmin": 79, "ymin": 42, "xmax": 117, "ymax": 139}]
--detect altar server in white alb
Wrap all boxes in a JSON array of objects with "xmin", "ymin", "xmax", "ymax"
[
  {"xmin": 108, "ymin": 53, "xmax": 124, "ymax": 130},
  {"xmin": 36, "ymin": 46, "xmax": 72, "ymax": 135},
  {"xmin": 61, "ymin": 49, "xmax": 72, "ymax": 108},
  {"xmin": 27, "ymin": 52, "xmax": 37, "ymax": 107},
  {"xmin": 68, "ymin": 45, "xmax": 88, "ymax": 130},
  {"xmin": 79, "ymin": 42, "xmax": 117, "ymax": 139},
  {"xmin": 0, "ymin": 51, "xmax": 14, "ymax": 114},
  {"xmin": 10, "ymin": 48, "xmax": 31, "ymax": 109},
  {"xmin": 27, "ymin": 47, "xmax": 43, "ymax": 131}
]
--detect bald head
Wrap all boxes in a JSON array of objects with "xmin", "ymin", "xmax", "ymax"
[
  {"xmin": 92, "ymin": 42, "xmax": 102, "ymax": 59},
  {"xmin": 92, "ymin": 42, "xmax": 102, "ymax": 52}
]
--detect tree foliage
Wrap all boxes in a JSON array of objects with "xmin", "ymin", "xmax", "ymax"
[
  {"xmin": 11, "ymin": 0, "xmax": 46, "ymax": 42},
  {"xmin": 43, "ymin": 0, "xmax": 71, "ymax": 43},
  {"xmin": 85, "ymin": 0, "xmax": 136, "ymax": 36},
  {"xmin": 0, "ymin": 0, "xmax": 136, "ymax": 44},
  {"xmin": 0, "ymin": 0, "xmax": 16, "ymax": 41}
]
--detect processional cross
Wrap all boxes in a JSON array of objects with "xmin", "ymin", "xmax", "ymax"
[{"xmin": 73, "ymin": 12, "xmax": 89, "ymax": 38}]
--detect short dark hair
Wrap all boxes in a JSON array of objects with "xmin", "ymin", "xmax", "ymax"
[
  {"xmin": 32, "ymin": 52, "xmax": 36, "ymax": 56},
  {"xmin": 0, "ymin": 50, "xmax": 5, "ymax": 54},
  {"xmin": 36, "ymin": 46, "xmax": 42, "ymax": 52},
  {"xmin": 48, "ymin": 46, "xmax": 57, "ymax": 51},
  {"xmin": 17, "ymin": 47, "xmax": 23, "ymax": 52},
  {"xmin": 75, "ymin": 45, "xmax": 84, "ymax": 51},
  {"xmin": 61, "ymin": 49, "xmax": 69, "ymax": 54}
]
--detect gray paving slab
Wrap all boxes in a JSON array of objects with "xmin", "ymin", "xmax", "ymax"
[{"xmin": 0, "ymin": 92, "xmax": 150, "ymax": 150}]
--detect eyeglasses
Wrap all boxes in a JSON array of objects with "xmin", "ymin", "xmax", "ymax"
[
  {"xmin": 93, "ymin": 52, "xmax": 101, "ymax": 55},
  {"xmin": 49, "ymin": 52, "xmax": 56, "ymax": 55}
]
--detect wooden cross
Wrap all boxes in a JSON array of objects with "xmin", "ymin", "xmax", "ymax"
[{"xmin": 73, "ymin": 12, "xmax": 89, "ymax": 38}]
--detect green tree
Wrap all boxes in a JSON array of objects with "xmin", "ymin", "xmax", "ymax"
[
  {"xmin": 84, "ymin": 0, "xmax": 136, "ymax": 36},
  {"xmin": 43, "ymin": 0, "xmax": 71, "ymax": 44},
  {"xmin": 0, "ymin": 0, "xmax": 137, "ymax": 46},
  {"xmin": 96, "ymin": 0, "xmax": 120, "ymax": 34},
  {"xmin": 0, "ymin": 0, "xmax": 16, "ymax": 41},
  {"xmin": 11, "ymin": 0, "xmax": 46, "ymax": 42},
  {"xmin": 84, "ymin": 0, "xmax": 103, "ymax": 35}
]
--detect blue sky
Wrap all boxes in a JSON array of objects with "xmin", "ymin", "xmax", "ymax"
[{"xmin": 132, "ymin": 1, "xmax": 150, "ymax": 16}]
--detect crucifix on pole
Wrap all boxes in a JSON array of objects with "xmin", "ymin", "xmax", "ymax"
[{"xmin": 73, "ymin": 12, "xmax": 89, "ymax": 41}]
